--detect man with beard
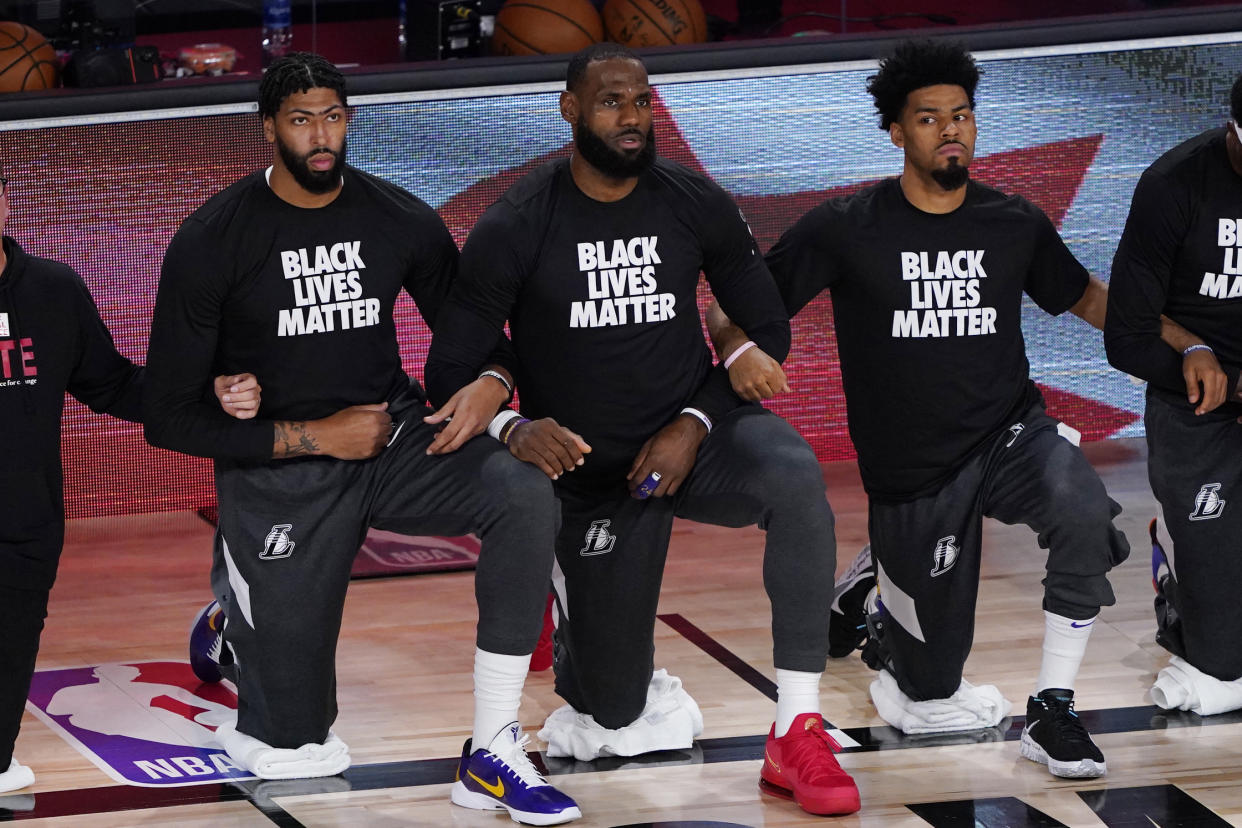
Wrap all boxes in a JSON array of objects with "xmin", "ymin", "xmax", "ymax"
[
  {"xmin": 710, "ymin": 39, "xmax": 1133, "ymax": 778},
  {"xmin": 144, "ymin": 53, "xmax": 581, "ymax": 825},
  {"xmin": 423, "ymin": 43, "xmax": 861, "ymax": 817}
]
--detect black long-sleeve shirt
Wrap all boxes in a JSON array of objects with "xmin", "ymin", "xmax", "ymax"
[
  {"xmin": 1, "ymin": 236, "xmax": 141, "ymax": 587},
  {"xmin": 425, "ymin": 157, "xmax": 790, "ymax": 480},
  {"xmin": 767, "ymin": 178, "xmax": 1088, "ymax": 500},
  {"xmin": 1105, "ymin": 127, "xmax": 1242, "ymax": 412},
  {"xmin": 145, "ymin": 167, "xmax": 461, "ymax": 460}
]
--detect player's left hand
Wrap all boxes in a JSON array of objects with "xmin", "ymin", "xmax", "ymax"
[
  {"xmin": 215, "ymin": 373, "xmax": 262, "ymax": 419},
  {"xmin": 626, "ymin": 414, "xmax": 708, "ymax": 499},
  {"xmin": 1183, "ymin": 348, "xmax": 1228, "ymax": 415},
  {"xmin": 727, "ymin": 345, "xmax": 789, "ymax": 401},
  {"xmin": 423, "ymin": 376, "xmax": 511, "ymax": 455}
]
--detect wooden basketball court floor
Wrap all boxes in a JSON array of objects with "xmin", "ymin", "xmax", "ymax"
[{"xmin": 5, "ymin": 438, "xmax": 1241, "ymax": 827}]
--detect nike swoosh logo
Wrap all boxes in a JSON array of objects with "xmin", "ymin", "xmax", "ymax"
[
  {"xmin": 1070, "ymin": 621, "xmax": 1094, "ymax": 628},
  {"xmin": 387, "ymin": 420, "xmax": 405, "ymax": 447},
  {"xmin": 764, "ymin": 749, "xmax": 780, "ymax": 773},
  {"xmin": 1022, "ymin": 722, "xmax": 1036, "ymax": 737},
  {"xmin": 468, "ymin": 770, "xmax": 505, "ymax": 797}
]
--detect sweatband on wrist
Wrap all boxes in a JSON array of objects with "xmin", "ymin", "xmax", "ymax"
[
  {"xmin": 487, "ymin": 410, "xmax": 522, "ymax": 441},
  {"xmin": 501, "ymin": 417, "xmax": 530, "ymax": 445},
  {"xmin": 478, "ymin": 369, "xmax": 513, "ymax": 395},
  {"xmin": 723, "ymin": 340, "xmax": 757, "ymax": 369},
  {"xmin": 1183, "ymin": 344, "xmax": 1214, "ymax": 357},
  {"xmin": 680, "ymin": 407, "xmax": 713, "ymax": 433}
]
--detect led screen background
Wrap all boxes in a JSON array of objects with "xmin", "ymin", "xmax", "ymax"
[{"xmin": 2, "ymin": 37, "xmax": 1238, "ymax": 518}]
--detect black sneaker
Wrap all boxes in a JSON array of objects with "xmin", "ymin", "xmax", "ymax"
[
  {"xmin": 828, "ymin": 545, "xmax": 876, "ymax": 658},
  {"xmin": 1020, "ymin": 689, "xmax": 1106, "ymax": 778}
]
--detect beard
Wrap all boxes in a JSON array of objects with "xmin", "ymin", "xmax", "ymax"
[
  {"xmin": 575, "ymin": 117, "xmax": 656, "ymax": 179},
  {"xmin": 930, "ymin": 154, "xmax": 969, "ymax": 191},
  {"xmin": 277, "ymin": 135, "xmax": 347, "ymax": 194}
]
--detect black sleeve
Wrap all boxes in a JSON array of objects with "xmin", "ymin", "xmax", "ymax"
[
  {"xmin": 686, "ymin": 188, "xmax": 792, "ymax": 422},
  {"xmin": 764, "ymin": 204, "xmax": 837, "ymax": 318},
  {"xmin": 1022, "ymin": 203, "xmax": 1090, "ymax": 316},
  {"xmin": 424, "ymin": 204, "xmax": 529, "ymax": 408},
  {"xmin": 65, "ymin": 271, "xmax": 143, "ymax": 423},
  {"xmin": 1104, "ymin": 170, "xmax": 1241, "ymax": 394},
  {"xmin": 143, "ymin": 220, "xmax": 272, "ymax": 460}
]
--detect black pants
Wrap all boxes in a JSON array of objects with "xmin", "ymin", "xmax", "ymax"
[
  {"xmin": 1145, "ymin": 392, "xmax": 1242, "ymax": 681},
  {"xmin": 212, "ymin": 394, "xmax": 559, "ymax": 748},
  {"xmin": 868, "ymin": 402, "xmax": 1129, "ymax": 701},
  {"xmin": 551, "ymin": 406, "xmax": 836, "ymax": 729},
  {"xmin": 0, "ymin": 584, "xmax": 49, "ymax": 769}
]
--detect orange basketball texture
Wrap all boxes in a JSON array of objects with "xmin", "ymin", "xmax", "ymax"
[
  {"xmin": 491, "ymin": 0, "xmax": 604, "ymax": 57},
  {"xmin": 603, "ymin": 0, "xmax": 707, "ymax": 47},
  {"xmin": 0, "ymin": 21, "xmax": 58, "ymax": 92}
]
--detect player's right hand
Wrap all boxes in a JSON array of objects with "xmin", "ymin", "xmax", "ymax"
[
  {"xmin": 726, "ymin": 345, "xmax": 789, "ymax": 401},
  {"xmin": 1183, "ymin": 349, "xmax": 1228, "ymax": 415},
  {"xmin": 508, "ymin": 418, "xmax": 590, "ymax": 480},
  {"xmin": 317, "ymin": 403, "xmax": 392, "ymax": 459}
]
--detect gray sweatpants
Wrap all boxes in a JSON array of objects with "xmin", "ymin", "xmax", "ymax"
[
  {"xmin": 551, "ymin": 405, "xmax": 837, "ymax": 729},
  {"xmin": 211, "ymin": 393, "xmax": 558, "ymax": 748},
  {"xmin": 868, "ymin": 401, "xmax": 1129, "ymax": 701}
]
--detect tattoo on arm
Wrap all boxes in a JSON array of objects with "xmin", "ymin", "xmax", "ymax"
[{"xmin": 274, "ymin": 421, "xmax": 318, "ymax": 458}]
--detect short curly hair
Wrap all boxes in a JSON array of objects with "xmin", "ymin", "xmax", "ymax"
[
  {"xmin": 258, "ymin": 52, "xmax": 347, "ymax": 119},
  {"xmin": 566, "ymin": 43, "xmax": 642, "ymax": 93},
  {"xmin": 867, "ymin": 40, "xmax": 978, "ymax": 130}
]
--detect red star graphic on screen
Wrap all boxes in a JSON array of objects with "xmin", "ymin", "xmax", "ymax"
[{"xmin": 438, "ymin": 92, "xmax": 1136, "ymax": 458}]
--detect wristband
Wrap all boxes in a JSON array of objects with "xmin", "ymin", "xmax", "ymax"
[
  {"xmin": 487, "ymin": 409, "xmax": 522, "ymax": 441},
  {"xmin": 500, "ymin": 417, "xmax": 530, "ymax": 445},
  {"xmin": 680, "ymin": 407, "xmax": 713, "ymax": 433},
  {"xmin": 1183, "ymin": 344, "xmax": 1214, "ymax": 357},
  {"xmin": 478, "ymin": 369, "xmax": 513, "ymax": 395},
  {"xmin": 723, "ymin": 340, "xmax": 757, "ymax": 369}
]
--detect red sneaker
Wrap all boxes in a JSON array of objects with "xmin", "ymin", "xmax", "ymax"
[{"xmin": 760, "ymin": 712, "xmax": 860, "ymax": 815}]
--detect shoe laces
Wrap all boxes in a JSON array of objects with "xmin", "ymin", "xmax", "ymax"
[
  {"xmin": 785, "ymin": 720, "xmax": 847, "ymax": 782},
  {"xmin": 1042, "ymin": 695, "xmax": 1091, "ymax": 743},
  {"xmin": 491, "ymin": 733, "xmax": 549, "ymax": 789}
]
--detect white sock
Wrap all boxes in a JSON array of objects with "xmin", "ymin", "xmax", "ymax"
[
  {"xmin": 1035, "ymin": 611, "xmax": 1095, "ymax": 694},
  {"xmin": 472, "ymin": 648, "xmax": 530, "ymax": 750},
  {"xmin": 775, "ymin": 668, "xmax": 822, "ymax": 737}
]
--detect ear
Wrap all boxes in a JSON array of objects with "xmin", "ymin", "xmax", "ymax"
[
  {"xmin": 559, "ymin": 90, "xmax": 578, "ymax": 127},
  {"xmin": 889, "ymin": 122, "xmax": 904, "ymax": 149},
  {"xmin": 262, "ymin": 115, "xmax": 275, "ymax": 144}
]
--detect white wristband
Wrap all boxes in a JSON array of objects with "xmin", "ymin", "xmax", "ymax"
[
  {"xmin": 478, "ymin": 369, "xmax": 513, "ymax": 395},
  {"xmin": 487, "ymin": 409, "xmax": 522, "ymax": 441},
  {"xmin": 723, "ymin": 340, "xmax": 757, "ymax": 369},
  {"xmin": 1183, "ymin": 343, "xmax": 1214, "ymax": 357},
  {"xmin": 680, "ymin": 407, "xmax": 713, "ymax": 433}
]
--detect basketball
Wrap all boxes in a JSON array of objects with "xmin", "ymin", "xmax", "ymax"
[
  {"xmin": 0, "ymin": 21, "xmax": 58, "ymax": 92},
  {"xmin": 491, "ymin": 0, "xmax": 604, "ymax": 57},
  {"xmin": 602, "ymin": 0, "xmax": 707, "ymax": 48}
]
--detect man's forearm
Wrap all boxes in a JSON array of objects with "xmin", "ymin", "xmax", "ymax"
[
  {"xmin": 706, "ymin": 301, "xmax": 750, "ymax": 361},
  {"xmin": 273, "ymin": 420, "xmax": 315, "ymax": 458},
  {"xmin": 1158, "ymin": 316, "xmax": 1205, "ymax": 353}
]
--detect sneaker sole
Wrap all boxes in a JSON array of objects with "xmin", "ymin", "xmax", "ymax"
[
  {"xmin": 1019, "ymin": 732, "xmax": 1107, "ymax": 778},
  {"xmin": 450, "ymin": 780, "xmax": 582, "ymax": 825},
  {"xmin": 759, "ymin": 776, "xmax": 862, "ymax": 816}
]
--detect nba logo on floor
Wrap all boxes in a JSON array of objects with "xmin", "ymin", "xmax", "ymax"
[{"xmin": 25, "ymin": 661, "xmax": 254, "ymax": 786}]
